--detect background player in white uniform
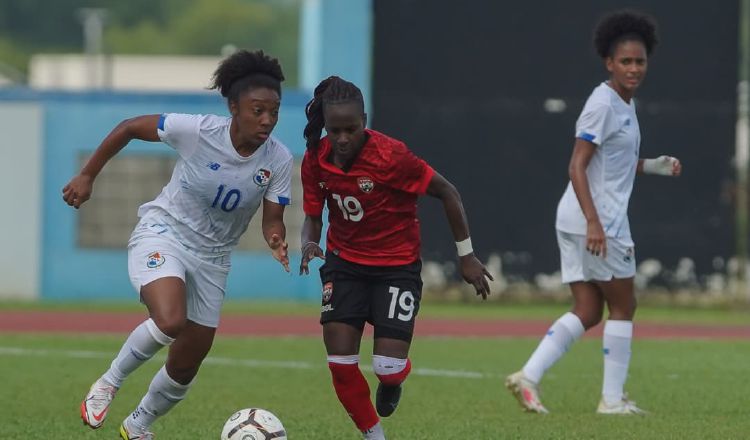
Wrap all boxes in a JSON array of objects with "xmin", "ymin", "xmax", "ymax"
[
  {"xmin": 63, "ymin": 50, "xmax": 292, "ymax": 439},
  {"xmin": 505, "ymin": 11, "xmax": 682, "ymax": 415}
]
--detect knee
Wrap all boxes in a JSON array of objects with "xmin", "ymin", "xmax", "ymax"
[
  {"xmin": 577, "ymin": 311, "xmax": 603, "ymax": 330},
  {"xmin": 327, "ymin": 355, "xmax": 361, "ymax": 383},
  {"xmin": 151, "ymin": 315, "xmax": 186, "ymax": 338},
  {"xmin": 165, "ymin": 364, "xmax": 199, "ymax": 385}
]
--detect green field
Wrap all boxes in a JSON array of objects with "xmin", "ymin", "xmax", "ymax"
[{"xmin": 0, "ymin": 303, "xmax": 748, "ymax": 439}]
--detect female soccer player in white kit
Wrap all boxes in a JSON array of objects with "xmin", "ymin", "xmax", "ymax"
[
  {"xmin": 505, "ymin": 10, "xmax": 681, "ymax": 415},
  {"xmin": 63, "ymin": 50, "xmax": 293, "ymax": 439}
]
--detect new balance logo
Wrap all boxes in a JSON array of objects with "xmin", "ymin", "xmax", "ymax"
[{"xmin": 207, "ymin": 162, "xmax": 221, "ymax": 171}]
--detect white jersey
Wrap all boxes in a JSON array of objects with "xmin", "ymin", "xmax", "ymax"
[
  {"xmin": 556, "ymin": 82, "xmax": 640, "ymax": 245},
  {"xmin": 136, "ymin": 113, "xmax": 293, "ymax": 255}
]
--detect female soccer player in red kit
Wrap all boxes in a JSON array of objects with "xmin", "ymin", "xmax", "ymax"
[{"xmin": 299, "ymin": 76, "xmax": 493, "ymax": 440}]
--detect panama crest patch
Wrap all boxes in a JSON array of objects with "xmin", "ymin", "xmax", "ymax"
[
  {"xmin": 146, "ymin": 252, "xmax": 165, "ymax": 268},
  {"xmin": 254, "ymin": 168, "xmax": 272, "ymax": 186}
]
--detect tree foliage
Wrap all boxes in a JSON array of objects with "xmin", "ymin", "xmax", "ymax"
[{"xmin": 0, "ymin": 0, "xmax": 299, "ymax": 85}]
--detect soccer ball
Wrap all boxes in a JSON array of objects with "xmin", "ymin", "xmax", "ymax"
[{"xmin": 220, "ymin": 408, "xmax": 287, "ymax": 440}]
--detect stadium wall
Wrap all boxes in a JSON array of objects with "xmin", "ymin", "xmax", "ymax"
[
  {"xmin": 372, "ymin": 0, "xmax": 738, "ymax": 287},
  {"xmin": 0, "ymin": 102, "xmax": 43, "ymax": 299},
  {"xmin": 0, "ymin": 89, "xmax": 321, "ymax": 300}
]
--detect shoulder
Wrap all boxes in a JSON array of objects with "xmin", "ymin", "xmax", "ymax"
[
  {"xmin": 580, "ymin": 84, "xmax": 616, "ymax": 115},
  {"xmin": 264, "ymin": 136, "xmax": 293, "ymax": 163},
  {"xmin": 162, "ymin": 113, "xmax": 229, "ymax": 133},
  {"xmin": 364, "ymin": 129, "xmax": 410, "ymax": 162}
]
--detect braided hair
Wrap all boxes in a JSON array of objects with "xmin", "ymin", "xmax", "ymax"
[
  {"xmin": 209, "ymin": 49, "xmax": 285, "ymax": 103},
  {"xmin": 303, "ymin": 76, "xmax": 365, "ymax": 150},
  {"xmin": 594, "ymin": 10, "xmax": 658, "ymax": 58}
]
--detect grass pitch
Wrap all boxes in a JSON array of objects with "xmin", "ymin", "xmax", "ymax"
[{"xmin": 0, "ymin": 305, "xmax": 748, "ymax": 439}]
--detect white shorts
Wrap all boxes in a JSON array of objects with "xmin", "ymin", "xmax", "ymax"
[
  {"xmin": 127, "ymin": 223, "xmax": 231, "ymax": 328},
  {"xmin": 557, "ymin": 230, "xmax": 636, "ymax": 284}
]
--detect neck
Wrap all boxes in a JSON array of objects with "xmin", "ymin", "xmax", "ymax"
[
  {"xmin": 606, "ymin": 80, "xmax": 634, "ymax": 103},
  {"xmin": 229, "ymin": 120, "xmax": 261, "ymax": 157}
]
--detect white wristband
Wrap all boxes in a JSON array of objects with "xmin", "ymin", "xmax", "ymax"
[
  {"xmin": 456, "ymin": 237, "xmax": 473, "ymax": 257},
  {"xmin": 643, "ymin": 155, "xmax": 677, "ymax": 176}
]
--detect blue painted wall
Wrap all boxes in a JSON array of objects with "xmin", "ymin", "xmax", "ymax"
[{"xmin": 0, "ymin": 89, "xmax": 324, "ymax": 301}]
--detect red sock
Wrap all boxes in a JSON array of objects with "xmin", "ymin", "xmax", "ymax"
[
  {"xmin": 328, "ymin": 362, "xmax": 379, "ymax": 431},
  {"xmin": 375, "ymin": 358, "xmax": 412, "ymax": 386}
]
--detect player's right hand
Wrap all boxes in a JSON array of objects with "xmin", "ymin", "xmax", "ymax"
[
  {"xmin": 585, "ymin": 219, "xmax": 607, "ymax": 258},
  {"xmin": 299, "ymin": 242, "xmax": 325, "ymax": 275},
  {"xmin": 62, "ymin": 174, "xmax": 94, "ymax": 209}
]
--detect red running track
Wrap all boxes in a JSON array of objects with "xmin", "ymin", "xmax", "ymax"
[{"xmin": 0, "ymin": 311, "xmax": 747, "ymax": 339}]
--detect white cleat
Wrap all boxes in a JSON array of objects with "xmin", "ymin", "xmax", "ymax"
[
  {"xmin": 596, "ymin": 395, "xmax": 647, "ymax": 415},
  {"xmin": 120, "ymin": 419, "xmax": 155, "ymax": 440},
  {"xmin": 505, "ymin": 371, "xmax": 549, "ymax": 414},
  {"xmin": 80, "ymin": 378, "xmax": 118, "ymax": 429}
]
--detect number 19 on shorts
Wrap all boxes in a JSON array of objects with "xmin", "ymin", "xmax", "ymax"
[{"xmin": 388, "ymin": 286, "xmax": 415, "ymax": 321}]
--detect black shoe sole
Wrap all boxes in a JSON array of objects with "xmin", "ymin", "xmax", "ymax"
[{"xmin": 375, "ymin": 383, "xmax": 402, "ymax": 417}]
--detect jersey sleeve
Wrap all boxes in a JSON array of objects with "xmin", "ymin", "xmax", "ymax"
[
  {"xmin": 574, "ymin": 104, "xmax": 617, "ymax": 146},
  {"xmin": 382, "ymin": 143, "xmax": 435, "ymax": 195},
  {"xmin": 156, "ymin": 113, "xmax": 202, "ymax": 158},
  {"xmin": 301, "ymin": 149, "xmax": 325, "ymax": 216},
  {"xmin": 264, "ymin": 152, "xmax": 293, "ymax": 206}
]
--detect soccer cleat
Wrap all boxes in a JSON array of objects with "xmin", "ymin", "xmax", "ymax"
[
  {"xmin": 375, "ymin": 383, "xmax": 403, "ymax": 417},
  {"xmin": 596, "ymin": 395, "xmax": 647, "ymax": 415},
  {"xmin": 80, "ymin": 378, "xmax": 118, "ymax": 429},
  {"xmin": 504, "ymin": 371, "xmax": 549, "ymax": 414},
  {"xmin": 120, "ymin": 421, "xmax": 155, "ymax": 440}
]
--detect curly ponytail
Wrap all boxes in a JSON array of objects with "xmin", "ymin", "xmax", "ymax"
[{"xmin": 303, "ymin": 76, "xmax": 364, "ymax": 150}]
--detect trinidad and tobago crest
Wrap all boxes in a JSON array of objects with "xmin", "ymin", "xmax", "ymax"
[
  {"xmin": 146, "ymin": 251, "xmax": 165, "ymax": 268},
  {"xmin": 322, "ymin": 281, "xmax": 334, "ymax": 302},
  {"xmin": 357, "ymin": 176, "xmax": 374, "ymax": 193},
  {"xmin": 254, "ymin": 168, "xmax": 271, "ymax": 187}
]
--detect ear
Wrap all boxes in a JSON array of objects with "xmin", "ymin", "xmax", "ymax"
[
  {"xmin": 229, "ymin": 99, "xmax": 238, "ymax": 117},
  {"xmin": 605, "ymin": 57, "xmax": 614, "ymax": 74}
]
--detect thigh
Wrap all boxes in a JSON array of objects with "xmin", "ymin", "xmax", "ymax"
[
  {"xmin": 570, "ymin": 281, "xmax": 605, "ymax": 329},
  {"xmin": 557, "ymin": 230, "xmax": 586, "ymax": 283},
  {"xmin": 319, "ymin": 256, "xmax": 371, "ymax": 325},
  {"xmin": 370, "ymin": 273, "xmax": 422, "ymax": 343},
  {"xmin": 598, "ymin": 277, "xmax": 636, "ymax": 320},
  {"xmin": 323, "ymin": 321, "xmax": 364, "ymax": 356},
  {"xmin": 128, "ymin": 232, "xmax": 188, "ymax": 294},
  {"xmin": 373, "ymin": 337, "xmax": 411, "ymax": 359},
  {"xmin": 166, "ymin": 320, "xmax": 217, "ymax": 384},
  {"xmin": 186, "ymin": 259, "xmax": 230, "ymax": 328}
]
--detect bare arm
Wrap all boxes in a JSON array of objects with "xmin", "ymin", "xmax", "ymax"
[
  {"xmin": 426, "ymin": 171, "xmax": 493, "ymax": 299},
  {"xmin": 568, "ymin": 138, "xmax": 606, "ymax": 257},
  {"xmin": 299, "ymin": 214, "xmax": 325, "ymax": 275},
  {"xmin": 62, "ymin": 114, "xmax": 161, "ymax": 208},
  {"xmin": 262, "ymin": 199, "xmax": 289, "ymax": 272}
]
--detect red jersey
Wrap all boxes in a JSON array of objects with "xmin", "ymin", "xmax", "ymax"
[{"xmin": 302, "ymin": 129, "xmax": 435, "ymax": 266}]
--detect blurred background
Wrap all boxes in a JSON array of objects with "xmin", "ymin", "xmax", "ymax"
[{"xmin": 0, "ymin": 0, "xmax": 747, "ymax": 306}]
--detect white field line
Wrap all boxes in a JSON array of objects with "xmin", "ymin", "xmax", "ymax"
[{"xmin": 0, "ymin": 346, "xmax": 495, "ymax": 380}]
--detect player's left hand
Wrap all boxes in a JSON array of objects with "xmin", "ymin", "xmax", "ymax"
[
  {"xmin": 459, "ymin": 254, "xmax": 494, "ymax": 300},
  {"xmin": 670, "ymin": 157, "xmax": 682, "ymax": 176},
  {"xmin": 268, "ymin": 234, "xmax": 290, "ymax": 272}
]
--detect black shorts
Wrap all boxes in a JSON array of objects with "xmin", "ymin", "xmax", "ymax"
[{"xmin": 319, "ymin": 252, "xmax": 423, "ymax": 342}]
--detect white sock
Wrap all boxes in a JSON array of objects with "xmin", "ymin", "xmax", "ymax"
[
  {"xmin": 102, "ymin": 319, "xmax": 174, "ymax": 388},
  {"xmin": 522, "ymin": 312, "xmax": 585, "ymax": 384},
  {"xmin": 602, "ymin": 320, "xmax": 633, "ymax": 405},
  {"xmin": 126, "ymin": 365, "xmax": 192, "ymax": 433},
  {"xmin": 362, "ymin": 421, "xmax": 386, "ymax": 440},
  {"xmin": 372, "ymin": 355, "xmax": 407, "ymax": 376}
]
